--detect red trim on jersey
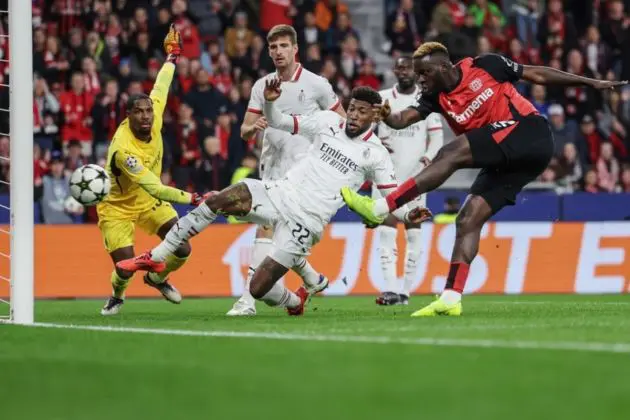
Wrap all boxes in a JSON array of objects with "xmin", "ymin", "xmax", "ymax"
[
  {"xmin": 385, "ymin": 178, "xmax": 420, "ymax": 211},
  {"xmin": 291, "ymin": 64, "xmax": 303, "ymax": 82},
  {"xmin": 492, "ymin": 122, "xmax": 519, "ymax": 144},
  {"xmin": 362, "ymin": 131, "xmax": 373, "ymax": 141},
  {"xmin": 377, "ymin": 183, "xmax": 397, "ymax": 189},
  {"xmin": 292, "ymin": 116, "xmax": 298, "ymax": 134},
  {"xmin": 329, "ymin": 99, "xmax": 341, "ymax": 111},
  {"xmin": 427, "ymin": 127, "xmax": 442, "ymax": 131},
  {"xmin": 247, "ymin": 108, "xmax": 262, "ymax": 115}
]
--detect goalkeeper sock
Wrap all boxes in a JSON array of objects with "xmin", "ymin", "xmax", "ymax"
[
  {"xmin": 152, "ymin": 203, "xmax": 215, "ymax": 262},
  {"xmin": 377, "ymin": 225, "xmax": 398, "ymax": 293},
  {"xmin": 293, "ymin": 257, "xmax": 320, "ymax": 289},
  {"xmin": 260, "ymin": 282, "xmax": 300, "ymax": 308},
  {"xmin": 111, "ymin": 271, "xmax": 131, "ymax": 299},
  {"xmin": 147, "ymin": 254, "xmax": 189, "ymax": 284},
  {"xmin": 242, "ymin": 238, "xmax": 273, "ymax": 305},
  {"xmin": 402, "ymin": 228, "xmax": 422, "ymax": 297}
]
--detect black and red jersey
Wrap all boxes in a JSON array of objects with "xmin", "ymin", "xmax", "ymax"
[{"xmin": 412, "ymin": 54, "xmax": 538, "ymax": 135}]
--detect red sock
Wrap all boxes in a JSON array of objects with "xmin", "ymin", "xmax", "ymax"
[
  {"xmin": 445, "ymin": 262, "xmax": 469, "ymax": 293},
  {"xmin": 385, "ymin": 178, "xmax": 421, "ymax": 212}
]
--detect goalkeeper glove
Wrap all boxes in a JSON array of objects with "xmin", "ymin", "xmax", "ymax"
[{"xmin": 164, "ymin": 24, "xmax": 183, "ymax": 64}]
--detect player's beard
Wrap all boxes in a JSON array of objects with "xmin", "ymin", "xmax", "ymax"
[{"xmin": 398, "ymin": 78, "xmax": 416, "ymax": 92}]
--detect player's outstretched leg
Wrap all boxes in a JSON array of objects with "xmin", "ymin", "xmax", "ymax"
[
  {"xmin": 411, "ymin": 195, "xmax": 492, "ymax": 317},
  {"xmin": 227, "ymin": 226, "xmax": 273, "ymax": 316},
  {"xmin": 341, "ymin": 135, "xmax": 474, "ymax": 224},
  {"xmin": 249, "ymin": 256, "xmax": 310, "ymax": 316},
  {"xmin": 101, "ymin": 247, "xmax": 135, "ymax": 316},
  {"xmin": 117, "ymin": 183, "xmax": 254, "ymax": 273}
]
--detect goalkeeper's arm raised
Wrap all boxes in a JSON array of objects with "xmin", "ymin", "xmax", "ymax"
[{"xmin": 150, "ymin": 24, "xmax": 183, "ymax": 127}]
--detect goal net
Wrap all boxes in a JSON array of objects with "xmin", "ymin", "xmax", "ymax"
[{"xmin": 0, "ymin": 0, "xmax": 33, "ymax": 324}]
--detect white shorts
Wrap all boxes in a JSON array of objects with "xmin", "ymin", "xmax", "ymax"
[
  {"xmin": 242, "ymin": 178, "xmax": 321, "ymax": 268},
  {"xmin": 260, "ymin": 131, "xmax": 311, "ymax": 181}
]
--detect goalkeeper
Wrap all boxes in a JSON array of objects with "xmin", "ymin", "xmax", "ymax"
[{"xmin": 97, "ymin": 25, "xmax": 209, "ymax": 316}]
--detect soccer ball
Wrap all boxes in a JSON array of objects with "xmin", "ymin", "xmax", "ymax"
[{"xmin": 69, "ymin": 164, "xmax": 111, "ymax": 206}]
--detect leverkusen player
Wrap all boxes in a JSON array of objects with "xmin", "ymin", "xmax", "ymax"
[
  {"xmin": 97, "ymin": 25, "xmax": 211, "ymax": 316},
  {"xmin": 341, "ymin": 42, "xmax": 628, "ymax": 316}
]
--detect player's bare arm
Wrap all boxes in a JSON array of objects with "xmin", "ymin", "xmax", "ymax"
[
  {"xmin": 521, "ymin": 65, "xmax": 629, "ymax": 89},
  {"xmin": 240, "ymin": 111, "xmax": 268, "ymax": 139},
  {"xmin": 375, "ymin": 100, "xmax": 425, "ymax": 129}
]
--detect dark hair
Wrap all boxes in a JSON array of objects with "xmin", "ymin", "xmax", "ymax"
[
  {"xmin": 267, "ymin": 24, "xmax": 297, "ymax": 45},
  {"xmin": 126, "ymin": 93, "xmax": 151, "ymax": 112},
  {"xmin": 350, "ymin": 86, "xmax": 382, "ymax": 106}
]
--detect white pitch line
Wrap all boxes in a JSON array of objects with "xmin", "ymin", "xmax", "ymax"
[
  {"xmin": 482, "ymin": 301, "xmax": 630, "ymax": 306},
  {"xmin": 3, "ymin": 322, "xmax": 628, "ymax": 355}
]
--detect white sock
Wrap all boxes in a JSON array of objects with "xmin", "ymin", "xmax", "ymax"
[
  {"xmin": 151, "ymin": 203, "xmax": 216, "ymax": 262},
  {"xmin": 293, "ymin": 257, "xmax": 320, "ymax": 289},
  {"xmin": 373, "ymin": 198, "xmax": 390, "ymax": 218},
  {"xmin": 441, "ymin": 289, "xmax": 462, "ymax": 304},
  {"xmin": 377, "ymin": 225, "xmax": 398, "ymax": 293},
  {"xmin": 260, "ymin": 282, "xmax": 300, "ymax": 308},
  {"xmin": 241, "ymin": 238, "xmax": 273, "ymax": 305},
  {"xmin": 402, "ymin": 228, "xmax": 422, "ymax": 297}
]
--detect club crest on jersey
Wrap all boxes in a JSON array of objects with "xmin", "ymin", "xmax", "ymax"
[
  {"xmin": 125, "ymin": 155, "xmax": 142, "ymax": 173},
  {"xmin": 363, "ymin": 148, "xmax": 370, "ymax": 159},
  {"xmin": 469, "ymin": 78, "xmax": 483, "ymax": 92},
  {"xmin": 299, "ymin": 89, "xmax": 306, "ymax": 103}
]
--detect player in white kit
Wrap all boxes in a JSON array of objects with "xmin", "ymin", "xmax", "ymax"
[
  {"xmin": 373, "ymin": 56, "xmax": 444, "ymax": 306},
  {"xmin": 116, "ymin": 84, "xmax": 432, "ymax": 316},
  {"xmin": 228, "ymin": 25, "xmax": 345, "ymax": 316}
]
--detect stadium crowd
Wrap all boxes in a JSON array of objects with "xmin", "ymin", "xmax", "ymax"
[{"xmin": 0, "ymin": 0, "xmax": 630, "ymax": 223}]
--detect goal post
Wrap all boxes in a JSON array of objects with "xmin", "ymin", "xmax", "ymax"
[{"xmin": 8, "ymin": 0, "xmax": 34, "ymax": 324}]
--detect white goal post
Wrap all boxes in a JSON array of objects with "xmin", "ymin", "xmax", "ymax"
[{"xmin": 7, "ymin": 0, "xmax": 34, "ymax": 324}]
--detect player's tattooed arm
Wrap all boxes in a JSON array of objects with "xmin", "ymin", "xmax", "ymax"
[{"xmin": 522, "ymin": 65, "xmax": 629, "ymax": 90}]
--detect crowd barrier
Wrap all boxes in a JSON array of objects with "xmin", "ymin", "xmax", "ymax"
[{"xmin": 1, "ymin": 222, "xmax": 628, "ymax": 299}]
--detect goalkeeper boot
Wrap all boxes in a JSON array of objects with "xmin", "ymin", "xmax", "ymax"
[
  {"xmin": 410, "ymin": 296, "xmax": 462, "ymax": 317},
  {"xmin": 226, "ymin": 297, "xmax": 257, "ymax": 316},
  {"xmin": 144, "ymin": 273, "xmax": 182, "ymax": 304},
  {"xmin": 101, "ymin": 296, "xmax": 124, "ymax": 316},
  {"xmin": 340, "ymin": 187, "xmax": 385, "ymax": 226}
]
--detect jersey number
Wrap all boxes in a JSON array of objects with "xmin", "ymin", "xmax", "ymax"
[{"xmin": 291, "ymin": 223, "xmax": 311, "ymax": 245}]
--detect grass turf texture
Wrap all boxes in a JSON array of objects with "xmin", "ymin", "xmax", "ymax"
[{"xmin": 1, "ymin": 295, "xmax": 629, "ymax": 420}]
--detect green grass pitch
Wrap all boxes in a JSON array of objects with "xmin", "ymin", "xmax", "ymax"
[{"xmin": 1, "ymin": 295, "xmax": 630, "ymax": 420}]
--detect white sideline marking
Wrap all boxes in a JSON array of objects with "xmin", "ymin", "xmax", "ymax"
[{"xmin": 5, "ymin": 322, "xmax": 629, "ymax": 355}]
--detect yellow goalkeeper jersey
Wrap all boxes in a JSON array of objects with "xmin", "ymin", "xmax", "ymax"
[{"xmin": 97, "ymin": 63, "xmax": 189, "ymax": 218}]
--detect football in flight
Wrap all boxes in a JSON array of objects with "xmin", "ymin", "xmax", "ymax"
[{"xmin": 69, "ymin": 164, "xmax": 111, "ymax": 206}]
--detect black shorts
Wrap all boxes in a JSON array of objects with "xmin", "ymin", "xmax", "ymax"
[{"xmin": 467, "ymin": 114, "xmax": 554, "ymax": 213}]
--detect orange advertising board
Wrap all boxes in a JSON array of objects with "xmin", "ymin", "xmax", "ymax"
[{"xmin": 1, "ymin": 222, "xmax": 629, "ymax": 299}]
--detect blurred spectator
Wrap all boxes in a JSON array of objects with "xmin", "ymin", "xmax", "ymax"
[
  {"xmin": 303, "ymin": 43, "xmax": 323, "ymax": 74},
  {"xmin": 33, "ymin": 76, "xmax": 61, "ymax": 151},
  {"xmin": 353, "ymin": 59, "xmax": 381, "ymax": 90},
  {"xmin": 260, "ymin": 0, "xmax": 297, "ymax": 33},
  {"xmin": 483, "ymin": 14, "xmax": 508, "ymax": 53},
  {"xmin": 212, "ymin": 53, "xmax": 235, "ymax": 94},
  {"xmin": 563, "ymin": 49, "xmax": 600, "ymax": 120},
  {"xmin": 619, "ymin": 165, "xmax": 630, "ymax": 192},
  {"xmin": 596, "ymin": 142, "xmax": 620, "ymax": 192},
  {"xmin": 91, "ymin": 78, "xmax": 123, "ymax": 159},
  {"xmin": 130, "ymin": 31, "xmax": 155, "ymax": 81},
  {"xmin": 225, "ymin": 11, "xmax": 255, "ymax": 58},
  {"xmin": 337, "ymin": 35, "xmax": 364, "ymax": 81},
  {"xmin": 315, "ymin": 0, "xmax": 349, "ymax": 31},
  {"xmin": 433, "ymin": 196, "xmax": 460, "ymax": 224},
  {"xmin": 468, "ymin": 0, "xmax": 505, "ymax": 29},
  {"xmin": 41, "ymin": 151, "xmax": 75, "ymax": 224},
  {"xmin": 172, "ymin": 0, "xmax": 202, "ymax": 59},
  {"xmin": 230, "ymin": 152, "xmax": 260, "ymax": 186},
  {"xmin": 60, "ymin": 72, "xmax": 95, "ymax": 154},
  {"xmin": 431, "ymin": 0, "xmax": 466, "ymax": 36},
  {"xmin": 582, "ymin": 26, "xmax": 611, "ymax": 79},
  {"xmin": 597, "ymin": 90, "xmax": 628, "ymax": 161},
  {"xmin": 82, "ymin": 57, "xmax": 101, "ymax": 96},
  {"xmin": 529, "ymin": 84, "xmax": 549, "ymax": 117},
  {"xmin": 85, "ymin": 31, "xmax": 112, "ymax": 75},
  {"xmin": 42, "ymin": 36, "xmax": 70, "ymax": 84},
  {"xmin": 173, "ymin": 102, "xmax": 203, "ymax": 190},
  {"xmin": 298, "ymin": 12, "xmax": 326, "ymax": 48},
  {"xmin": 33, "ymin": 143, "xmax": 49, "ymax": 200},
  {"xmin": 583, "ymin": 168, "xmax": 601, "ymax": 193},
  {"xmin": 599, "ymin": 0, "xmax": 629, "ymax": 63},
  {"xmin": 230, "ymin": 39, "xmax": 254, "ymax": 78},
  {"xmin": 512, "ymin": 0, "xmax": 541, "ymax": 48},
  {"xmin": 175, "ymin": 57, "xmax": 195, "ymax": 95},
  {"xmin": 65, "ymin": 139, "xmax": 88, "ymax": 173},
  {"xmin": 326, "ymin": 12, "xmax": 361, "ymax": 54},
  {"xmin": 548, "ymin": 104, "xmax": 579, "ymax": 158},
  {"xmin": 538, "ymin": 0, "xmax": 578, "ymax": 62},
  {"xmin": 580, "ymin": 114, "xmax": 606, "ymax": 164},
  {"xmin": 185, "ymin": 69, "xmax": 228, "ymax": 128},
  {"xmin": 477, "ymin": 35, "xmax": 493, "ymax": 55},
  {"xmin": 193, "ymin": 136, "xmax": 230, "ymax": 193},
  {"xmin": 250, "ymin": 35, "xmax": 273, "ymax": 76},
  {"xmin": 200, "ymin": 40, "xmax": 221, "ymax": 75},
  {"xmin": 555, "ymin": 143, "xmax": 583, "ymax": 192},
  {"xmin": 385, "ymin": 0, "xmax": 425, "ymax": 54},
  {"xmin": 214, "ymin": 106, "xmax": 236, "ymax": 161},
  {"xmin": 461, "ymin": 9, "xmax": 481, "ymax": 42}
]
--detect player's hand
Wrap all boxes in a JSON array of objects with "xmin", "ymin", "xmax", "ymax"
[
  {"xmin": 590, "ymin": 79, "xmax": 629, "ymax": 90},
  {"xmin": 372, "ymin": 99, "xmax": 391, "ymax": 123},
  {"xmin": 253, "ymin": 117, "xmax": 268, "ymax": 132},
  {"xmin": 191, "ymin": 191, "xmax": 217, "ymax": 206},
  {"xmin": 163, "ymin": 24, "xmax": 183, "ymax": 63},
  {"xmin": 264, "ymin": 78, "xmax": 282, "ymax": 101},
  {"xmin": 405, "ymin": 207, "xmax": 433, "ymax": 224},
  {"xmin": 420, "ymin": 156, "xmax": 432, "ymax": 167}
]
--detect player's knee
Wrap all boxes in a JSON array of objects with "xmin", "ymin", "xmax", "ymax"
[
  {"xmin": 115, "ymin": 267, "xmax": 134, "ymax": 280},
  {"xmin": 174, "ymin": 240, "xmax": 191, "ymax": 258}
]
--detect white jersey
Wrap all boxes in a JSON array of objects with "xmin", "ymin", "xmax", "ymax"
[
  {"xmin": 378, "ymin": 85, "xmax": 443, "ymax": 180},
  {"xmin": 248, "ymin": 64, "xmax": 341, "ymax": 180},
  {"xmin": 263, "ymin": 109, "xmax": 399, "ymax": 234}
]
